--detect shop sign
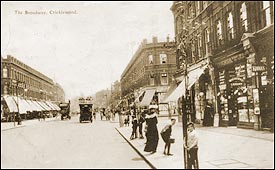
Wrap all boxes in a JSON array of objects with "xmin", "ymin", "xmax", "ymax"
[
  {"xmin": 229, "ymin": 77, "xmax": 244, "ymax": 83},
  {"xmin": 252, "ymin": 65, "xmax": 266, "ymax": 72}
]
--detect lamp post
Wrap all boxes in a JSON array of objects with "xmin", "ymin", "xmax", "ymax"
[{"xmin": 12, "ymin": 79, "xmax": 24, "ymax": 126}]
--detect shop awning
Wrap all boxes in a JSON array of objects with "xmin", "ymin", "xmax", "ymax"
[
  {"xmin": 39, "ymin": 101, "xmax": 52, "ymax": 111},
  {"xmin": 134, "ymin": 91, "xmax": 145, "ymax": 103},
  {"xmin": 162, "ymin": 82, "xmax": 178, "ymax": 103},
  {"xmin": 31, "ymin": 100, "xmax": 44, "ymax": 111},
  {"xmin": 164, "ymin": 80, "xmax": 186, "ymax": 102},
  {"xmin": 164, "ymin": 64, "xmax": 208, "ymax": 102},
  {"xmin": 45, "ymin": 101, "xmax": 56, "ymax": 110},
  {"xmin": 139, "ymin": 89, "xmax": 156, "ymax": 106},
  {"xmin": 35, "ymin": 101, "xmax": 47, "ymax": 111},
  {"xmin": 4, "ymin": 96, "xmax": 18, "ymax": 112},
  {"xmin": 52, "ymin": 103, "xmax": 61, "ymax": 111},
  {"xmin": 187, "ymin": 64, "xmax": 208, "ymax": 89},
  {"xmin": 26, "ymin": 100, "xmax": 40, "ymax": 111},
  {"xmin": 14, "ymin": 97, "xmax": 30, "ymax": 114},
  {"xmin": 21, "ymin": 99, "xmax": 34, "ymax": 112},
  {"xmin": 50, "ymin": 102, "xmax": 59, "ymax": 110}
]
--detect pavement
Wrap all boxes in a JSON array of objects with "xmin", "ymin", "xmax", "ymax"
[
  {"xmin": 116, "ymin": 117, "xmax": 274, "ymax": 169},
  {"xmin": 1, "ymin": 116, "xmax": 59, "ymax": 131}
]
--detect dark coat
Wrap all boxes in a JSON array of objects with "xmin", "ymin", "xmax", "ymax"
[
  {"xmin": 144, "ymin": 115, "xmax": 159, "ymax": 152},
  {"xmin": 160, "ymin": 125, "xmax": 172, "ymax": 143}
]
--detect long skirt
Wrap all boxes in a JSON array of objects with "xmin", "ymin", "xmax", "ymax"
[{"xmin": 144, "ymin": 127, "xmax": 159, "ymax": 152}]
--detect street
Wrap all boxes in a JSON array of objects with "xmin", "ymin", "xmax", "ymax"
[{"xmin": 1, "ymin": 115, "xmax": 150, "ymax": 169}]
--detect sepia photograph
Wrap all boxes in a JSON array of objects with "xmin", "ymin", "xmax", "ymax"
[{"xmin": 1, "ymin": 1, "xmax": 274, "ymax": 169}]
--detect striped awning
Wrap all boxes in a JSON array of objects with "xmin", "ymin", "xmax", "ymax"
[{"xmin": 3, "ymin": 96, "xmax": 18, "ymax": 112}]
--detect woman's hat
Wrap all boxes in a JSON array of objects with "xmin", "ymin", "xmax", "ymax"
[{"xmin": 149, "ymin": 105, "xmax": 158, "ymax": 109}]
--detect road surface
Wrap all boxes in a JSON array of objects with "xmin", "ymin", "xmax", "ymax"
[{"xmin": 1, "ymin": 116, "xmax": 150, "ymax": 169}]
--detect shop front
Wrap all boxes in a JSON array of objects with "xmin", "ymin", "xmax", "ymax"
[
  {"xmin": 214, "ymin": 31, "xmax": 273, "ymax": 131},
  {"xmin": 216, "ymin": 58, "xmax": 255, "ymax": 128}
]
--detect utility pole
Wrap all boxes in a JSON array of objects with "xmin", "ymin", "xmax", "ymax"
[{"xmin": 182, "ymin": 60, "xmax": 189, "ymax": 169}]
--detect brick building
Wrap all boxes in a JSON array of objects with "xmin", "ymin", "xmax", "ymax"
[
  {"xmin": 120, "ymin": 36, "xmax": 177, "ymax": 115},
  {"xmin": 1, "ymin": 55, "xmax": 65, "ymax": 103},
  {"xmin": 170, "ymin": 1, "xmax": 274, "ymax": 130}
]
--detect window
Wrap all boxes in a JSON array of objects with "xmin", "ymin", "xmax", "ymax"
[
  {"xmin": 240, "ymin": 3, "xmax": 248, "ymax": 32},
  {"xmin": 197, "ymin": 34, "xmax": 202, "ymax": 59},
  {"xmin": 191, "ymin": 43, "xmax": 196, "ymax": 63},
  {"xmin": 3, "ymin": 68, "xmax": 8, "ymax": 78},
  {"xmin": 149, "ymin": 74, "xmax": 154, "ymax": 85},
  {"xmin": 227, "ymin": 12, "xmax": 235, "ymax": 40},
  {"xmin": 148, "ymin": 55, "xmax": 153, "ymax": 64},
  {"xmin": 161, "ymin": 73, "xmax": 168, "ymax": 85},
  {"xmin": 160, "ymin": 53, "xmax": 167, "ymax": 64},
  {"xmin": 204, "ymin": 28, "xmax": 210, "ymax": 54},
  {"xmin": 262, "ymin": 1, "xmax": 272, "ymax": 27},
  {"xmin": 217, "ymin": 19, "xmax": 223, "ymax": 45}
]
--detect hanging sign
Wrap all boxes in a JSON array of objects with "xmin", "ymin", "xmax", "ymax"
[{"xmin": 252, "ymin": 65, "xmax": 266, "ymax": 72}]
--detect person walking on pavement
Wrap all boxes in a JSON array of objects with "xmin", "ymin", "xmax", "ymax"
[
  {"xmin": 137, "ymin": 108, "xmax": 146, "ymax": 139},
  {"xmin": 130, "ymin": 109, "xmax": 138, "ymax": 140},
  {"xmin": 184, "ymin": 122, "xmax": 199, "ymax": 169},
  {"xmin": 160, "ymin": 118, "xmax": 176, "ymax": 156},
  {"xmin": 144, "ymin": 105, "xmax": 159, "ymax": 154},
  {"xmin": 203, "ymin": 101, "xmax": 214, "ymax": 126}
]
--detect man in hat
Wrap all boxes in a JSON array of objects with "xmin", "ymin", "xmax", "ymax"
[{"xmin": 184, "ymin": 122, "xmax": 199, "ymax": 169}]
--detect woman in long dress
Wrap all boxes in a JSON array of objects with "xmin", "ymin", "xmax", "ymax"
[{"xmin": 144, "ymin": 106, "xmax": 159, "ymax": 153}]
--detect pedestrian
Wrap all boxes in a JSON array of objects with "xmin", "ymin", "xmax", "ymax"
[
  {"xmin": 184, "ymin": 122, "xmax": 199, "ymax": 169},
  {"xmin": 144, "ymin": 105, "xmax": 159, "ymax": 154},
  {"xmin": 130, "ymin": 109, "xmax": 138, "ymax": 140},
  {"xmin": 93, "ymin": 111, "xmax": 96, "ymax": 120},
  {"xmin": 203, "ymin": 101, "xmax": 214, "ymax": 126},
  {"xmin": 160, "ymin": 118, "xmax": 176, "ymax": 156},
  {"xmin": 137, "ymin": 108, "xmax": 146, "ymax": 139},
  {"xmin": 124, "ymin": 114, "xmax": 130, "ymax": 126}
]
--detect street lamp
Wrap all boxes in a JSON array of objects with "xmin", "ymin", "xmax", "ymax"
[{"xmin": 12, "ymin": 79, "xmax": 24, "ymax": 126}]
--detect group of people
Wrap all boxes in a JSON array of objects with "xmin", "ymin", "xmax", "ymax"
[{"xmin": 124, "ymin": 104, "xmax": 199, "ymax": 168}]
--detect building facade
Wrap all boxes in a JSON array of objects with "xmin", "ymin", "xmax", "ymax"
[
  {"xmin": 171, "ymin": 1, "xmax": 274, "ymax": 130},
  {"xmin": 120, "ymin": 36, "xmax": 177, "ymax": 115},
  {"xmin": 110, "ymin": 80, "xmax": 121, "ymax": 109},
  {"xmin": 1, "ymin": 55, "xmax": 65, "ymax": 103}
]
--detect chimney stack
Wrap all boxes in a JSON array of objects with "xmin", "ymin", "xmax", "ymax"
[{"xmin": 152, "ymin": 36, "xmax": 158, "ymax": 43}]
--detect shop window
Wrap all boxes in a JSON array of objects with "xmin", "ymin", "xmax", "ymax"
[
  {"xmin": 160, "ymin": 73, "xmax": 168, "ymax": 85},
  {"xmin": 227, "ymin": 12, "xmax": 235, "ymax": 40},
  {"xmin": 160, "ymin": 53, "xmax": 167, "ymax": 64},
  {"xmin": 262, "ymin": 1, "xmax": 272, "ymax": 27},
  {"xmin": 148, "ymin": 55, "xmax": 153, "ymax": 64},
  {"xmin": 240, "ymin": 3, "xmax": 248, "ymax": 32}
]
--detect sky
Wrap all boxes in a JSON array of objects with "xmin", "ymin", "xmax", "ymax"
[{"xmin": 1, "ymin": 1, "xmax": 175, "ymax": 100}]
